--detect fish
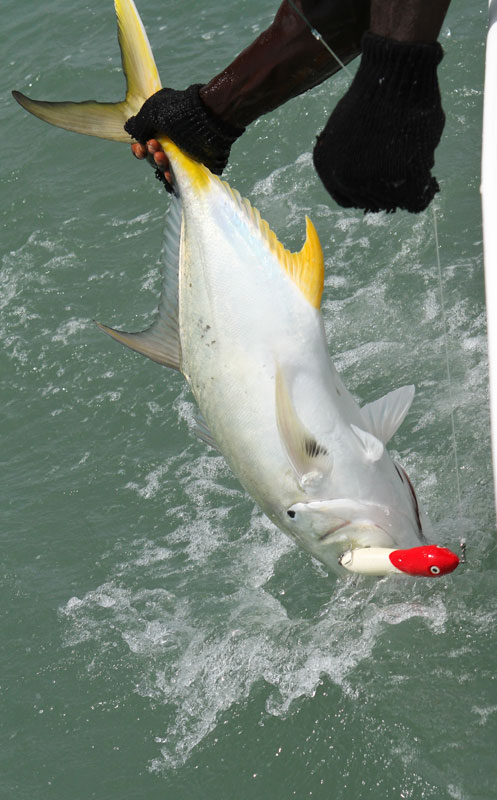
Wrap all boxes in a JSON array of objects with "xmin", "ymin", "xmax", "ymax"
[{"xmin": 12, "ymin": 0, "xmax": 459, "ymax": 579}]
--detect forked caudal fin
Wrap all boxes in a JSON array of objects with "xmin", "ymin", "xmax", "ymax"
[
  {"xmin": 13, "ymin": 0, "xmax": 325, "ymax": 355},
  {"xmin": 11, "ymin": 0, "xmax": 322, "ymax": 315},
  {"xmin": 12, "ymin": 0, "xmax": 162, "ymax": 141}
]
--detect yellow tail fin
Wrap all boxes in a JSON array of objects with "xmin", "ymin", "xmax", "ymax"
[{"xmin": 12, "ymin": 0, "xmax": 161, "ymax": 142}]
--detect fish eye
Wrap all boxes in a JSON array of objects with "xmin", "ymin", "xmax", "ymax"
[
  {"xmin": 430, "ymin": 565, "xmax": 441, "ymax": 575},
  {"xmin": 287, "ymin": 510, "xmax": 296, "ymax": 519}
]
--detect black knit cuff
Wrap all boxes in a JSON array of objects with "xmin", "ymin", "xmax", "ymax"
[
  {"xmin": 125, "ymin": 84, "xmax": 245, "ymax": 174},
  {"xmin": 359, "ymin": 32, "xmax": 444, "ymax": 103}
]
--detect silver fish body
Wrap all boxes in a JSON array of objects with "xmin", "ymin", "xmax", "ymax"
[
  {"xmin": 13, "ymin": 0, "xmax": 443, "ymax": 578},
  {"xmin": 126, "ymin": 149, "xmax": 428, "ymax": 574}
]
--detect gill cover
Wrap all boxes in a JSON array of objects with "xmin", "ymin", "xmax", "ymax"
[
  {"xmin": 12, "ymin": 0, "xmax": 162, "ymax": 141},
  {"xmin": 286, "ymin": 499, "xmax": 395, "ymax": 548}
]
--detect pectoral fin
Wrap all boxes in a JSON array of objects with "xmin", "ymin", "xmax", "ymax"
[
  {"xmin": 275, "ymin": 366, "xmax": 332, "ymax": 489},
  {"xmin": 12, "ymin": 0, "xmax": 162, "ymax": 141}
]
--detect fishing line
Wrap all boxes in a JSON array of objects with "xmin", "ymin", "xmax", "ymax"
[
  {"xmin": 287, "ymin": 0, "xmax": 465, "ymax": 557},
  {"xmin": 432, "ymin": 204, "xmax": 465, "ymax": 556},
  {"xmin": 286, "ymin": 0, "xmax": 354, "ymax": 79}
]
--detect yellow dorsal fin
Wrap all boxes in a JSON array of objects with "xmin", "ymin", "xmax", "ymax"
[
  {"xmin": 215, "ymin": 181, "xmax": 325, "ymax": 308},
  {"xmin": 160, "ymin": 138, "xmax": 324, "ymax": 308},
  {"xmin": 284, "ymin": 216, "xmax": 324, "ymax": 309}
]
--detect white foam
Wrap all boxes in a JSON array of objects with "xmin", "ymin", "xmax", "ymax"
[
  {"xmin": 126, "ymin": 464, "xmax": 169, "ymax": 499},
  {"xmin": 52, "ymin": 317, "xmax": 87, "ymax": 344},
  {"xmin": 60, "ymin": 514, "xmax": 456, "ymax": 773}
]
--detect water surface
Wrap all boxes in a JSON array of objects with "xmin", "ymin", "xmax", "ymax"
[{"xmin": 2, "ymin": 1, "xmax": 495, "ymax": 797}]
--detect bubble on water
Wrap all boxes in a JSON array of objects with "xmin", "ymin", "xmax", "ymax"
[
  {"xmin": 52, "ymin": 317, "xmax": 88, "ymax": 345},
  {"xmin": 126, "ymin": 464, "xmax": 169, "ymax": 499},
  {"xmin": 471, "ymin": 705, "xmax": 497, "ymax": 726}
]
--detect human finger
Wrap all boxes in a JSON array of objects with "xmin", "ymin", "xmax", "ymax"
[{"xmin": 131, "ymin": 142, "xmax": 147, "ymax": 159}]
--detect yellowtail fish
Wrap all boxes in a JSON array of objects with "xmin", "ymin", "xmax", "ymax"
[{"xmin": 13, "ymin": 0, "xmax": 459, "ymax": 578}]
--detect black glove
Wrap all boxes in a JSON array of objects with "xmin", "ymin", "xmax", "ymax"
[
  {"xmin": 312, "ymin": 32, "xmax": 445, "ymax": 213},
  {"xmin": 124, "ymin": 84, "xmax": 245, "ymax": 176}
]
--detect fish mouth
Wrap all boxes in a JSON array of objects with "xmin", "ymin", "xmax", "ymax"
[
  {"xmin": 318, "ymin": 518, "xmax": 395, "ymax": 550},
  {"xmin": 318, "ymin": 520, "xmax": 350, "ymax": 540}
]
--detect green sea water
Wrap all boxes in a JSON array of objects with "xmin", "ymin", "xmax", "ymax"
[{"xmin": 2, "ymin": 1, "xmax": 496, "ymax": 798}]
